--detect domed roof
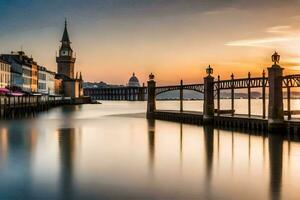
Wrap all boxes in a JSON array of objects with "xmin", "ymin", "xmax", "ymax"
[{"xmin": 128, "ymin": 73, "xmax": 140, "ymax": 87}]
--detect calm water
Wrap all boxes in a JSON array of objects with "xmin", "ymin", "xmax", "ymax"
[{"xmin": 0, "ymin": 100, "xmax": 300, "ymax": 199}]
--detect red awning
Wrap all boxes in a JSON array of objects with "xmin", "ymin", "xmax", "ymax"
[
  {"xmin": 0, "ymin": 88, "xmax": 9, "ymax": 94},
  {"xmin": 10, "ymin": 92, "xmax": 24, "ymax": 96}
]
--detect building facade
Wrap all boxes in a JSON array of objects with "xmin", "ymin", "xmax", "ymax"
[
  {"xmin": 0, "ymin": 59, "xmax": 11, "ymax": 88},
  {"xmin": 1, "ymin": 51, "xmax": 33, "ymax": 92},
  {"xmin": 38, "ymin": 66, "xmax": 47, "ymax": 94},
  {"xmin": 46, "ymin": 70, "xmax": 56, "ymax": 95},
  {"xmin": 1, "ymin": 51, "xmax": 49, "ymax": 94},
  {"xmin": 31, "ymin": 62, "xmax": 38, "ymax": 93},
  {"xmin": 1, "ymin": 53, "xmax": 23, "ymax": 90},
  {"xmin": 22, "ymin": 63, "xmax": 32, "ymax": 93}
]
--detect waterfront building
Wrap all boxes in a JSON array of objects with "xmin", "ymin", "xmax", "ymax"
[
  {"xmin": 38, "ymin": 67, "xmax": 56, "ymax": 95},
  {"xmin": 37, "ymin": 66, "xmax": 47, "ymax": 94},
  {"xmin": 1, "ymin": 51, "xmax": 49, "ymax": 94},
  {"xmin": 55, "ymin": 77, "xmax": 63, "ymax": 95},
  {"xmin": 31, "ymin": 61, "xmax": 38, "ymax": 93},
  {"xmin": 0, "ymin": 59, "xmax": 11, "ymax": 89},
  {"xmin": 22, "ymin": 63, "xmax": 32, "ymax": 93},
  {"xmin": 0, "ymin": 53, "xmax": 23, "ymax": 90},
  {"xmin": 56, "ymin": 20, "xmax": 83, "ymax": 98},
  {"xmin": 128, "ymin": 73, "xmax": 140, "ymax": 87},
  {"xmin": 1, "ymin": 51, "xmax": 34, "ymax": 92},
  {"xmin": 46, "ymin": 70, "xmax": 56, "ymax": 95}
]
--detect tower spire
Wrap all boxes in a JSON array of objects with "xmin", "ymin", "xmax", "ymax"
[
  {"xmin": 57, "ymin": 19, "xmax": 75, "ymax": 79},
  {"xmin": 61, "ymin": 19, "xmax": 70, "ymax": 43}
]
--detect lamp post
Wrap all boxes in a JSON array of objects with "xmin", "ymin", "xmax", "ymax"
[
  {"xmin": 206, "ymin": 65, "xmax": 213, "ymax": 76},
  {"xmin": 268, "ymin": 51, "xmax": 285, "ymax": 132},
  {"xmin": 147, "ymin": 73, "xmax": 156, "ymax": 119},
  {"xmin": 272, "ymin": 51, "xmax": 280, "ymax": 65},
  {"xmin": 203, "ymin": 65, "xmax": 215, "ymax": 124}
]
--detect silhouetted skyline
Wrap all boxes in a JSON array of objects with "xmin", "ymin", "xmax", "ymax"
[{"xmin": 1, "ymin": 0, "xmax": 300, "ymax": 84}]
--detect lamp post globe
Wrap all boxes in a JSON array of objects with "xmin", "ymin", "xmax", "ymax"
[
  {"xmin": 206, "ymin": 65, "xmax": 213, "ymax": 76},
  {"xmin": 272, "ymin": 51, "xmax": 280, "ymax": 65}
]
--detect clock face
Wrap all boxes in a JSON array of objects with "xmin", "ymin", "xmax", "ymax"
[{"xmin": 61, "ymin": 50, "xmax": 68, "ymax": 56}]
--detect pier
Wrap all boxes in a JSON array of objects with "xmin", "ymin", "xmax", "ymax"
[
  {"xmin": 83, "ymin": 53, "xmax": 300, "ymax": 134},
  {"xmin": 0, "ymin": 96, "xmax": 90, "ymax": 119},
  {"xmin": 84, "ymin": 86, "xmax": 147, "ymax": 101},
  {"xmin": 146, "ymin": 53, "xmax": 300, "ymax": 134}
]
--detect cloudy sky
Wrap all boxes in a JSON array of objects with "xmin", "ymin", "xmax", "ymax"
[{"xmin": 1, "ymin": 0, "xmax": 300, "ymax": 84}]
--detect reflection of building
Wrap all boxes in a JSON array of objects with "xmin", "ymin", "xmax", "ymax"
[
  {"xmin": 0, "ymin": 128, "xmax": 8, "ymax": 162},
  {"xmin": 128, "ymin": 73, "xmax": 140, "ymax": 87},
  {"xmin": 58, "ymin": 128, "xmax": 76, "ymax": 199},
  {"xmin": 56, "ymin": 20, "xmax": 83, "ymax": 98},
  {"xmin": 0, "ymin": 59, "xmax": 11, "ymax": 89}
]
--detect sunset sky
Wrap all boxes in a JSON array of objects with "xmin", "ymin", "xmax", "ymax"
[{"xmin": 1, "ymin": 0, "xmax": 300, "ymax": 85}]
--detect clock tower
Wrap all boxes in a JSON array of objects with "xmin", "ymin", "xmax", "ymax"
[{"xmin": 56, "ymin": 20, "xmax": 76, "ymax": 79}]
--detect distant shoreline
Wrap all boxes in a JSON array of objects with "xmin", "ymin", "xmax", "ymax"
[{"xmin": 157, "ymin": 97, "xmax": 300, "ymax": 101}]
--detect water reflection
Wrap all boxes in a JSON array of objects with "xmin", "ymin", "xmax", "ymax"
[
  {"xmin": 147, "ymin": 119, "xmax": 155, "ymax": 173},
  {"xmin": 0, "ymin": 123, "xmax": 38, "ymax": 198},
  {"xmin": 180, "ymin": 123, "xmax": 183, "ymax": 164},
  {"xmin": 203, "ymin": 125, "xmax": 214, "ymax": 199},
  {"xmin": 145, "ymin": 120, "xmax": 286, "ymax": 200},
  {"xmin": 268, "ymin": 134, "xmax": 283, "ymax": 200},
  {"xmin": 0, "ymin": 102, "xmax": 298, "ymax": 199},
  {"xmin": 58, "ymin": 128, "xmax": 76, "ymax": 199},
  {"xmin": 0, "ymin": 128, "xmax": 8, "ymax": 164},
  {"xmin": 203, "ymin": 126, "xmax": 214, "ymax": 184}
]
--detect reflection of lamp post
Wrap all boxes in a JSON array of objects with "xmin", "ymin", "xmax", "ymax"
[
  {"xmin": 206, "ymin": 65, "xmax": 213, "ymax": 76},
  {"xmin": 272, "ymin": 51, "xmax": 280, "ymax": 65}
]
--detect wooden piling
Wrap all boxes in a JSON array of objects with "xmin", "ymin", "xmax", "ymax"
[
  {"xmin": 217, "ymin": 75, "xmax": 220, "ymax": 116},
  {"xmin": 248, "ymin": 72, "xmax": 251, "ymax": 117},
  {"xmin": 262, "ymin": 70, "xmax": 266, "ymax": 119},
  {"xmin": 287, "ymin": 86, "xmax": 291, "ymax": 120},
  {"xmin": 180, "ymin": 80, "xmax": 183, "ymax": 112},
  {"xmin": 231, "ymin": 73, "xmax": 234, "ymax": 117}
]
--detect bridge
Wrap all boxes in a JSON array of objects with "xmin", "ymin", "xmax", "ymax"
[
  {"xmin": 84, "ymin": 86, "xmax": 147, "ymax": 101},
  {"xmin": 85, "ymin": 52, "xmax": 300, "ymax": 134}
]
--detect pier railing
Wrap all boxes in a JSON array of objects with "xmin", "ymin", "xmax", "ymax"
[
  {"xmin": 83, "ymin": 53, "xmax": 300, "ymax": 132},
  {"xmin": 83, "ymin": 86, "xmax": 147, "ymax": 101},
  {"xmin": 145, "ymin": 53, "xmax": 300, "ymax": 132},
  {"xmin": 0, "ymin": 96, "xmax": 71, "ymax": 119}
]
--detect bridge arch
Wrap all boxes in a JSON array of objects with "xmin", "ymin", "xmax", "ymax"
[{"xmin": 155, "ymin": 84, "xmax": 204, "ymax": 96}]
